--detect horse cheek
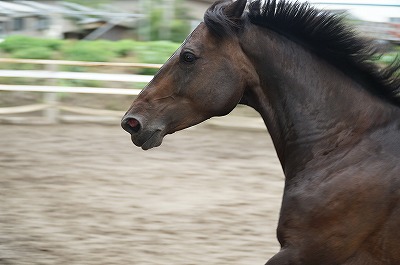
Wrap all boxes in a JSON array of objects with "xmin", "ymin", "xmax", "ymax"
[
  {"xmin": 195, "ymin": 73, "xmax": 238, "ymax": 116},
  {"xmin": 216, "ymin": 68, "xmax": 244, "ymax": 113}
]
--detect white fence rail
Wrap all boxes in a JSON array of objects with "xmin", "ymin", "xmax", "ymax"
[
  {"xmin": 0, "ymin": 70, "xmax": 153, "ymax": 83},
  {"xmin": 0, "ymin": 58, "xmax": 160, "ymax": 124}
]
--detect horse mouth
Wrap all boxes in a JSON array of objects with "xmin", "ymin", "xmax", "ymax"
[{"xmin": 131, "ymin": 130, "xmax": 164, "ymax": 150}]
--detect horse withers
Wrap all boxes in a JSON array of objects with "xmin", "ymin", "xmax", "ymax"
[{"xmin": 122, "ymin": 0, "xmax": 400, "ymax": 264}]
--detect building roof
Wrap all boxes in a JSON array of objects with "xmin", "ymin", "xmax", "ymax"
[
  {"xmin": 19, "ymin": 0, "xmax": 67, "ymax": 13},
  {"xmin": 0, "ymin": 1, "xmax": 40, "ymax": 16}
]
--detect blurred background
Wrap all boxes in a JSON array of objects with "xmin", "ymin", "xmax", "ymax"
[{"xmin": 0, "ymin": 1, "xmax": 399, "ymax": 265}]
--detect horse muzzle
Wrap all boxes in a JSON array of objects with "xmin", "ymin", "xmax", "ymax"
[{"xmin": 121, "ymin": 115, "xmax": 165, "ymax": 150}]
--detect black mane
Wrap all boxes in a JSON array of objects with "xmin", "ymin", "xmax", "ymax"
[{"xmin": 204, "ymin": 0, "xmax": 400, "ymax": 105}]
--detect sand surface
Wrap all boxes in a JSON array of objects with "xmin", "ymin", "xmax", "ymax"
[{"xmin": 0, "ymin": 122, "xmax": 284, "ymax": 265}]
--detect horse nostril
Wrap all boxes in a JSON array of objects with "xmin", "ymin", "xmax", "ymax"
[
  {"xmin": 127, "ymin": 118, "xmax": 140, "ymax": 131},
  {"xmin": 122, "ymin": 117, "xmax": 141, "ymax": 134}
]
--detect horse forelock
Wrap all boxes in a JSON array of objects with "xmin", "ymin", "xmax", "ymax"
[
  {"xmin": 203, "ymin": 0, "xmax": 400, "ymax": 106},
  {"xmin": 204, "ymin": 0, "xmax": 245, "ymax": 38}
]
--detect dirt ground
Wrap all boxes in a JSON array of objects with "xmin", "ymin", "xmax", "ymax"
[{"xmin": 0, "ymin": 120, "xmax": 285, "ymax": 265}]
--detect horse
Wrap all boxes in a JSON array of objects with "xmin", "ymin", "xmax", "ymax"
[{"xmin": 121, "ymin": 0, "xmax": 400, "ymax": 264}]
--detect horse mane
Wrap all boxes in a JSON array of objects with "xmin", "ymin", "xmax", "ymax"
[{"xmin": 204, "ymin": 0, "xmax": 400, "ymax": 105}]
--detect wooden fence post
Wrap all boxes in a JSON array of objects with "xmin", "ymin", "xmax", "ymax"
[{"xmin": 43, "ymin": 64, "xmax": 59, "ymax": 123}]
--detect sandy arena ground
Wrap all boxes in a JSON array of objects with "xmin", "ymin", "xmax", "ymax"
[{"xmin": 0, "ymin": 120, "xmax": 284, "ymax": 265}]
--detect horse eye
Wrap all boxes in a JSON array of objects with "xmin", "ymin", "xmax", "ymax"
[{"xmin": 181, "ymin": 52, "xmax": 196, "ymax": 63}]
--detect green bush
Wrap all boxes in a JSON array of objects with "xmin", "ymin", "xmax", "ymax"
[
  {"xmin": 132, "ymin": 41, "xmax": 180, "ymax": 74},
  {"xmin": 170, "ymin": 19, "xmax": 190, "ymax": 43},
  {"xmin": 61, "ymin": 40, "xmax": 116, "ymax": 61},
  {"xmin": 0, "ymin": 35, "xmax": 62, "ymax": 53},
  {"xmin": 132, "ymin": 41, "xmax": 180, "ymax": 60},
  {"xmin": 0, "ymin": 35, "xmax": 182, "ymax": 70},
  {"xmin": 12, "ymin": 47, "xmax": 54, "ymax": 59},
  {"xmin": 113, "ymin": 39, "xmax": 136, "ymax": 57}
]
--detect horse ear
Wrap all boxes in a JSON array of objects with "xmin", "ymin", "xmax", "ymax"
[{"xmin": 224, "ymin": 0, "xmax": 247, "ymax": 20}]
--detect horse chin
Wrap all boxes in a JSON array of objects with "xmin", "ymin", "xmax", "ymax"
[{"xmin": 131, "ymin": 130, "xmax": 164, "ymax": 150}]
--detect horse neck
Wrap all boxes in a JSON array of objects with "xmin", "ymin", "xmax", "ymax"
[{"xmin": 240, "ymin": 26, "xmax": 399, "ymax": 178}]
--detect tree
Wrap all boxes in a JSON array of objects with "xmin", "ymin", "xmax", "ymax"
[{"xmin": 138, "ymin": 0, "xmax": 191, "ymax": 42}]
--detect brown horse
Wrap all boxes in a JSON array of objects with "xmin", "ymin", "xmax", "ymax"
[{"xmin": 121, "ymin": 0, "xmax": 400, "ymax": 264}]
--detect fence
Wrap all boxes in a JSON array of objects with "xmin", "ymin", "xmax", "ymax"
[{"xmin": 0, "ymin": 58, "xmax": 162, "ymax": 124}]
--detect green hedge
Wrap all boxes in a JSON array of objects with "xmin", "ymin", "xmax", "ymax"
[
  {"xmin": 134, "ymin": 41, "xmax": 180, "ymax": 74},
  {"xmin": 4, "ymin": 35, "xmax": 396, "ymax": 70},
  {"xmin": 0, "ymin": 35, "xmax": 62, "ymax": 53},
  {"xmin": 12, "ymin": 47, "xmax": 54, "ymax": 60},
  {"xmin": 0, "ymin": 35, "xmax": 180, "ymax": 68},
  {"xmin": 61, "ymin": 40, "xmax": 117, "ymax": 62}
]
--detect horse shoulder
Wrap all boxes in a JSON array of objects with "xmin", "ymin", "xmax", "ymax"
[{"xmin": 276, "ymin": 133, "xmax": 400, "ymax": 264}]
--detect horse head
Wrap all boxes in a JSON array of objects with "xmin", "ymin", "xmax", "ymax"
[{"xmin": 121, "ymin": 0, "xmax": 255, "ymax": 150}]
